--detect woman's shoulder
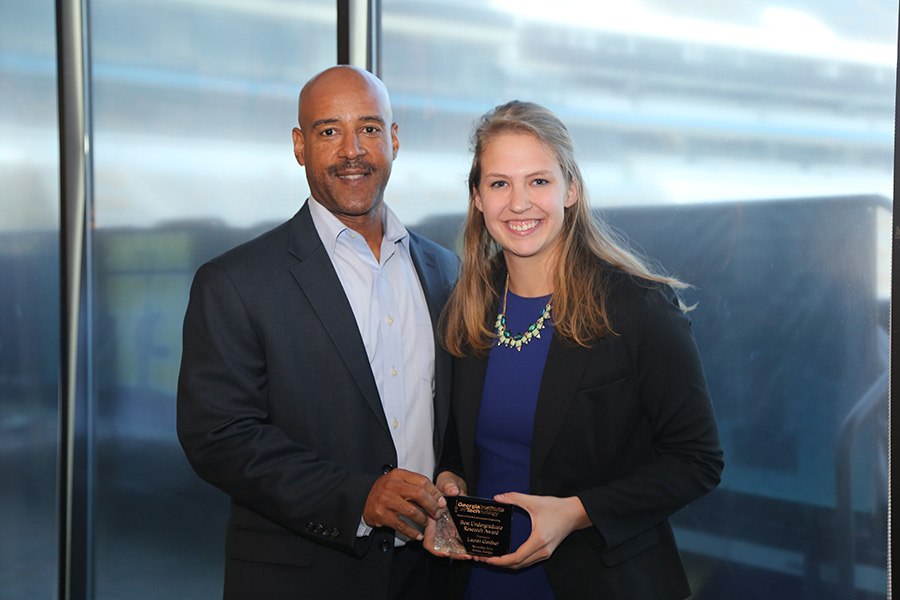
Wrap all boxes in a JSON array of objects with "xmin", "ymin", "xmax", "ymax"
[
  {"xmin": 597, "ymin": 261, "xmax": 670, "ymax": 296},
  {"xmin": 596, "ymin": 261, "xmax": 682, "ymax": 322}
]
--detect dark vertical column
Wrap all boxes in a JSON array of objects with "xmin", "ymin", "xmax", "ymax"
[
  {"xmin": 337, "ymin": 0, "xmax": 350, "ymax": 65},
  {"xmin": 56, "ymin": 0, "xmax": 93, "ymax": 598}
]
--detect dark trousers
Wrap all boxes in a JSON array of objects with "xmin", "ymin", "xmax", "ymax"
[{"xmin": 390, "ymin": 541, "xmax": 445, "ymax": 600}]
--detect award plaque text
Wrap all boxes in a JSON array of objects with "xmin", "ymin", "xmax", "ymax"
[{"xmin": 445, "ymin": 495, "xmax": 512, "ymax": 557}]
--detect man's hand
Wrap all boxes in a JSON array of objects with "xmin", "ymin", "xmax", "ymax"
[{"xmin": 363, "ymin": 468, "xmax": 446, "ymax": 540}]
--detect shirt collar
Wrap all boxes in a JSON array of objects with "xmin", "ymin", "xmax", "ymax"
[
  {"xmin": 307, "ymin": 196, "xmax": 409, "ymax": 257},
  {"xmin": 382, "ymin": 202, "xmax": 410, "ymax": 250}
]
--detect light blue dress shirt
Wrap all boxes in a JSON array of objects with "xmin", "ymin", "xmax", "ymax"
[{"xmin": 308, "ymin": 198, "xmax": 436, "ymax": 540}]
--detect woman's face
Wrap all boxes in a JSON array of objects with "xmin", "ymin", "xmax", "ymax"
[{"xmin": 474, "ymin": 132, "xmax": 577, "ymax": 272}]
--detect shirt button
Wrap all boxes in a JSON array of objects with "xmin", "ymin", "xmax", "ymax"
[
  {"xmin": 392, "ymin": 420, "xmax": 399, "ymax": 428},
  {"xmin": 387, "ymin": 316, "xmax": 394, "ymax": 325},
  {"xmin": 379, "ymin": 539, "xmax": 391, "ymax": 552},
  {"xmin": 391, "ymin": 369, "xmax": 398, "ymax": 377}
]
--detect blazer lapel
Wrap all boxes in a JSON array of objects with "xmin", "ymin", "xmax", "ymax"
[
  {"xmin": 456, "ymin": 338, "xmax": 589, "ymax": 492},
  {"xmin": 530, "ymin": 336, "xmax": 591, "ymax": 484},
  {"xmin": 455, "ymin": 354, "xmax": 489, "ymax": 487},
  {"xmin": 408, "ymin": 238, "xmax": 444, "ymax": 327},
  {"xmin": 287, "ymin": 203, "xmax": 388, "ymax": 436},
  {"xmin": 408, "ymin": 236, "xmax": 453, "ymax": 458}
]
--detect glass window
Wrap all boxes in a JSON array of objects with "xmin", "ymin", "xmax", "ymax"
[
  {"xmin": 0, "ymin": 1, "xmax": 60, "ymax": 598},
  {"xmin": 383, "ymin": 1, "xmax": 894, "ymax": 598},
  {"xmin": 88, "ymin": 1, "xmax": 335, "ymax": 597},
  {"xmin": 4, "ymin": 1, "xmax": 893, "ymax": 597}
]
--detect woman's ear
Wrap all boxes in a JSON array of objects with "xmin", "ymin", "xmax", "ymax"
[
  {"xmin": 473, "ymin": 188, "xmax": 485, "ymax": 213},
  {"xmin": 564, "ymin": 180, "xmax": 578, "ymax": 208}
]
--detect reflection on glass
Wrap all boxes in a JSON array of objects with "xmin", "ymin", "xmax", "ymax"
[
  {"xmin": 383, "ymin": 0, "xmax": 895, "ymax": 224},
  {"xmin": 88, "ymin": 1, "xmax": 335, "ymax": 597},
  {"xmin": 0, "ymin": 1, "xmax": 60, "ymax": 599},
  {"xmin": 384, "ymin": 1, "xmax": 893, "ymax": 599}
]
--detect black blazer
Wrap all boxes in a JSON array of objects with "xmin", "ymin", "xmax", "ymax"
[
  {"xmin": 177, "ymin": 201, "xmax": 459, "ymax": 599},
  {"xmin": 441, "ymin": 270, "xmax": 723, "ymax": 600}
]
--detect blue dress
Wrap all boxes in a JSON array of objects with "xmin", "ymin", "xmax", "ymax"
[{"xmin": 464, "ymin": 291, "xmax": 556, "ymax": 600}]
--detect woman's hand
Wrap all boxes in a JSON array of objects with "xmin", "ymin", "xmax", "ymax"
[
  {"xmin": 483, "ymin": 493, "xmax": 591, "ymax": 569},
  {"xmin": 436, "ymin": 470, "xmax": 467, "ymax": 497}
]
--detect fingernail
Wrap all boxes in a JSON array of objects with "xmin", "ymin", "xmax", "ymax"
[{"xmin": 438, "ymin": 496, "xmax": 447, "ymax": 507}]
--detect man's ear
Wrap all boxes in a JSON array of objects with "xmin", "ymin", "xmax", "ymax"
[
  {"xmin": 391, "ymin": 123, "xmax": 399, "ymax": 160},
  {"xmin": 292, "ymin": 127, "xmax": 305, "ymax": 166}
]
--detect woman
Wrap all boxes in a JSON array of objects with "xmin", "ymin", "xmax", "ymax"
[{"xmin": 428, "ymin": 100, "xmax": 723, "ymax": 600}]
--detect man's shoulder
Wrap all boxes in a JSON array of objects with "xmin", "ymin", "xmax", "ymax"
[
  {"xmin": 408, "ymin": 230, "xmax": 459, "ymax": 269},
  {"xmin": 207, "ymin": 216, "xmax": 297, "ymax": 271},
  {"xmin": 188, "ymin": 216, "xmax": 304, "ymax": 299}
]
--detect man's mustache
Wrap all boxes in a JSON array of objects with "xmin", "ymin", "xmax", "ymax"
[{"xmin": 327, "ymin": 160, "xmax": 377, "ymax": 176}]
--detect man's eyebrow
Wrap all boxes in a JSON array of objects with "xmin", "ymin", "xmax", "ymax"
[
  {"xmin": 311, "ymin": 118, "xmax": 340, "ymax": 129},
  {"xmin": 310, "ymin": 116, "xmax": 386, "ymax": 129}
]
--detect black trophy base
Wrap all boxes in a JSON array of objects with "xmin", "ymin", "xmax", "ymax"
[{"xmin": 445, "ymin": 495, "xmax": 512, "ymax": 557}]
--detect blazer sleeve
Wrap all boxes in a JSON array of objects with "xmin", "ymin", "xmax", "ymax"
[
  {"xmin": 576, "ymin": 282, "xmax": 724, "ymax": 552},
  {"xmin": 176, "ymin": 261, "xmax": 380, "ymax": 554}
]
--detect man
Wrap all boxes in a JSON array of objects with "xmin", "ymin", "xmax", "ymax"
[{"xmin": 177, "ymin": 65, "xmax": 459, "ymax": 599}]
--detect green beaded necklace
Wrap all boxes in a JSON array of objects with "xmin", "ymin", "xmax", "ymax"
[{"xmin": 494, "ymin": 274, "xmax": 553, "ymax": 352}]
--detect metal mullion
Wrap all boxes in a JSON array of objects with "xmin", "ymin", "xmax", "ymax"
[
  {"xmin": 337, "ymin": 0, "xmax": 380, "ymax": 75},
  {"xmin": 889, "ymin": 7, "xmax": 898, "ymax": 596},
  {"xmin": 56, "ymin": 0, "xmax": 94, "ymax": 598},
  {"xmin": 337, "ymin": 0, "xmax": 350, "ymax": 65},
  {"xmin": 369, "ymin": 0, "xmax": 381, "ymax": 76}
]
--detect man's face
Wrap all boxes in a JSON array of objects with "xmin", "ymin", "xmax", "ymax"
[{"xmin": 292, "ymin": 69, "xmax": 399, "ymax": 224}]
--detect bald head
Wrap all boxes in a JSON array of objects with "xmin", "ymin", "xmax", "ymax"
[
  {"xmin": 297, "ymin": 66, "xmax": 393, "ymax": 128},
  {"xmin": 290, "ymin": 65, "xmax": 400, "ymax": 246}
]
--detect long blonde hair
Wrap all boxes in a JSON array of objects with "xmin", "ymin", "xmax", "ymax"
[{"xmin": 441, "ymin": 100, "xmax": 684, "ymax": 357}]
